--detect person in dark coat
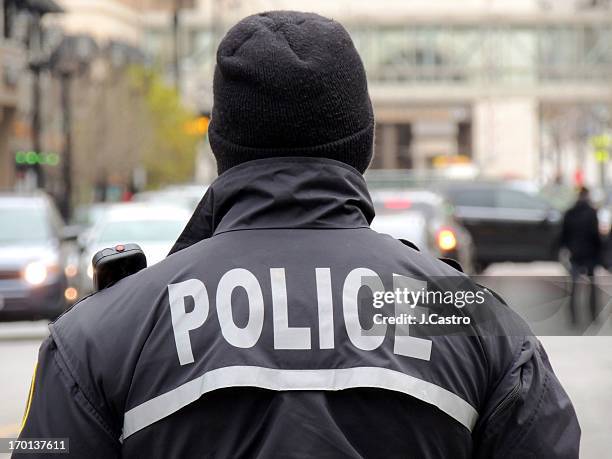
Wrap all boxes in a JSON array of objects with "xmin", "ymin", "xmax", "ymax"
[{"xmin": 560, "ymin": 186, "xmax": 601, "ymax": 324}]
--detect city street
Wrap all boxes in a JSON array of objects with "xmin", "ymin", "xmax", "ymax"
[
  {"xmin": 0, "ymin": 263, "xmax": 610, "ymax": 458},
  {"xmin": 1, "ymin": 0, "xmax": 611, "ymax": 456}
]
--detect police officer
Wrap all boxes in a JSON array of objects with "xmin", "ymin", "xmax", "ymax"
[{"xmin": 18, "ymin": 11, "xmax": 579, "ymax": 458}]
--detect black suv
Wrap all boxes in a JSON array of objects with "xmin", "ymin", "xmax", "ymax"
[{"xmin": 438, "ymin": 182, "xmax": 563, "ymax": 271}]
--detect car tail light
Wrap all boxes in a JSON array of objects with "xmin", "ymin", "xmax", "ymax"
[
  {"xmin": 384, "ymin": 199, "xmax": 411, "ymax": 210},
  {"xmin": 437, "ymin": 227, "xmax": 457, "ymax": 251}
]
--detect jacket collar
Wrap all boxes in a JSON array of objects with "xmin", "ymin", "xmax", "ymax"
[{"xmin": 169, "ymin": 157, "xmax": 374, "ymax": 255}]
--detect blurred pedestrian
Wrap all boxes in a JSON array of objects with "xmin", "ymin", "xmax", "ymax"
[
  {"xmin": 17, "ymin": 11, "xmax": 580, "ymax": 459},
  {"xmin": 560, "ymin": 186, "xmax": 601, "ymax": 324}
]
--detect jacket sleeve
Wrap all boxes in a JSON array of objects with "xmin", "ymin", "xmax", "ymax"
[
  {"xmin": 16, "ymin": 337, "xmax": 121, "ymax": 459},
  {"xmin": 473, "ymin": 336, "xmax": 580, "ymax": 459}
]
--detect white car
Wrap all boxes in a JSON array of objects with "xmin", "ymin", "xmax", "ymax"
[
  {"xmin": 78, "ymin": 204, "xmax": 190, "ymax": 294},
  {"xmin": 369, "ymin": 189, "xmax": 475, "ymax": 273}
]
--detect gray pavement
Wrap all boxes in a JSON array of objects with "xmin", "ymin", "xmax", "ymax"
[
  {"xmin": 539, "ymin": 336, "xmax": 612, "ymax": 459},
  {"xmin": 0, "ymin": 263, "xmax": 610, "ymax": 458},
  {"xmin": 0, "ymin": 321, "xmax": 49, "ymax": 342},
  {"xmin": 0, "ymin": 337, "xmax": 43, "ymax": 459}
]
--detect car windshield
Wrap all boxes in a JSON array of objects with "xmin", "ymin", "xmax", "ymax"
[
  {"xmin": 96, "ymin": 219, "xmax": 185, "ymax": 243},
  {"xmin": 0, "ymin": 206, "xmax": 49, "ymax": 244}
]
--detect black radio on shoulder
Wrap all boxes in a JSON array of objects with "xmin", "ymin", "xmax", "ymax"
[{"xmin": 92, "ymin": 243, "xmax": 147, "ymax": 292}]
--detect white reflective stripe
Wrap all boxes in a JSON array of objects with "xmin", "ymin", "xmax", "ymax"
[{"xmin": 122, "ymin": 366, "xmax": 479, "ymax": 439}]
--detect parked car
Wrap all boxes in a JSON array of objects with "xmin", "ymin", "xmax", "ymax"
[
  {"xmin": 77, "ymin": 203, "xmax": 191, "ymax": 295},
  {"xmin": 437, "ymin": 181, "xmax": 563, "ymax": 271},
  {"xmin": 370, "ymin": 189, "xmax": 475, "ymax": 273},
  {"xmin": 0, "ymin": 193, "xmax": 72, "ymax": 320}
]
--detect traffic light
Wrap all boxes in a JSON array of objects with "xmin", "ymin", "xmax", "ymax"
[
  {"xmin": 14, "ymin": 151, "xmax": 60, "ymax": 166},
  {"xmin": 591, "ymin": 134, "xmax": 611, "ymax": 164},
  {"xmin": 595, "ymin": 150, "xmax": 610, "ymax": 163}
]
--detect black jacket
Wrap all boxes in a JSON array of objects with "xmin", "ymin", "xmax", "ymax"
[
  {"xmin": 18, "ymin": 158, "xmax": 580, "ymax": 458},
  {"xmin": 560, "ymin": 200, "xmax": 601, "ymax": 265}
]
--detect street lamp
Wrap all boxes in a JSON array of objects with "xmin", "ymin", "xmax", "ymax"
[
  {"xmin": 49, "ymin": 35, "xmax": 98, "ymax": 220},
  {"xmin": 172, "ymin": 0, "xmax": 183, "ymax": 92},
  {"xmin": 23, "ymin": 0, "xmax": 64, "ymax": 189},
  {"xmin": 171, "ymin": 0, "xmax": 196, "ymax": 93}
]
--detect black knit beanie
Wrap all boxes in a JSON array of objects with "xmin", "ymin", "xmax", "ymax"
[{"xmin": 209, "ymin": 11, "xmax": 374, "ymax": 175}]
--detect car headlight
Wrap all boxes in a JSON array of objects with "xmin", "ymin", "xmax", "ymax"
[{"xmin": 23, "ymin": 262, "xmax": 49, "ymax": 286}]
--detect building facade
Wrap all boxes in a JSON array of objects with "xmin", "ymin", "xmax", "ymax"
[
  {"xmin": 6, "ymin": 0, "xmax": 610, "ymax": 190},
  {"xmin": 48, "ymin": 0, "xmax": 143, "ymax": 45},
  {"xmin": 1, "ymin": 0, "xmax": 153, "ymax": 213},
  {"xmin": 0, "ymin": 0, "xmax": 63, "ymax": 190},
  {"xmin": 141, "ymin": 0, "xmax": 612, "ymax": 184}
]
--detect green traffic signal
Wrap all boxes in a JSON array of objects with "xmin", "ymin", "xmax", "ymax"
[{"xmin": 14, "ymin": 151, "xmax": 60, "ymax": 166}]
